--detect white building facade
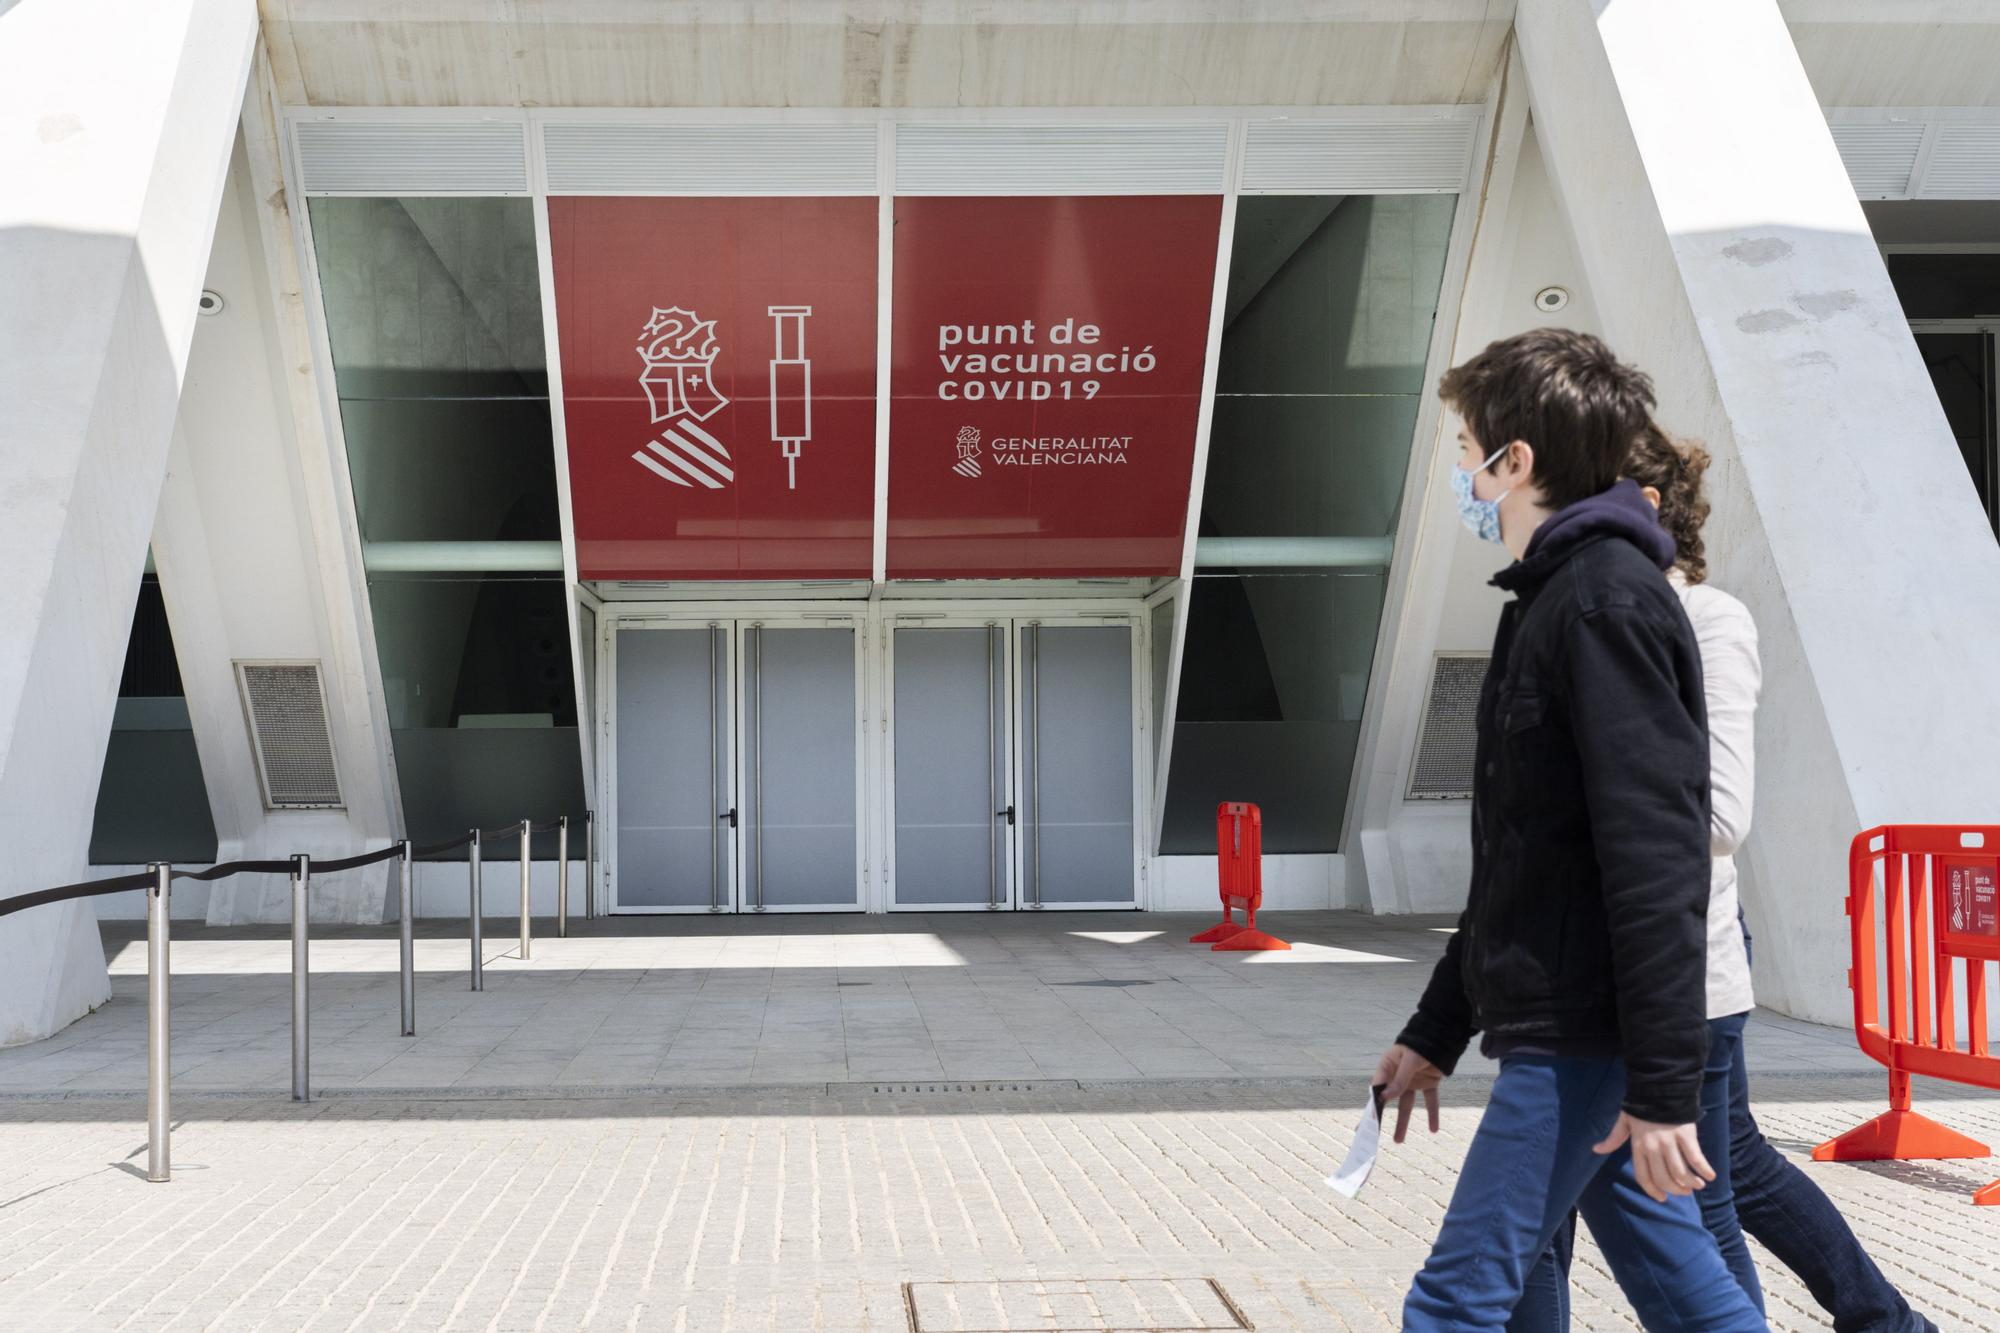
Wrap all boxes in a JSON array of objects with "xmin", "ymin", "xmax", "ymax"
[{"xmin": 7, "ymin": 0, "xmax": 2000, "ymax": 1042}]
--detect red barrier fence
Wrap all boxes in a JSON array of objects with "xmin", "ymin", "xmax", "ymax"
[
  {"xmin": 1816, "ymin": 824, "xmax": 1999, "ymax": 1204},
  {"xmin": 1190, "ymin": 801, "xmax": 1288, "ymax": 952}
]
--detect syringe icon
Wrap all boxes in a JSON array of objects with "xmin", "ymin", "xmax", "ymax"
[{"xmin": 767, "ymin": 305, "xmax": 813, "ymax": 489}]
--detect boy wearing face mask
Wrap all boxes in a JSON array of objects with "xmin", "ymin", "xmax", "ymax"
[{"xmin": 1377, "ymin": 329, "xmax": 1761, "ymax": 1330}]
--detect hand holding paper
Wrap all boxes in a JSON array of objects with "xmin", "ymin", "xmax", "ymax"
[
  {"xmin": 1376, "ymin": 1042, "xmax": 1443, "ymax": 1143},
  {"xmin": 1325, "ymin": 1083, "xmax": 1386, "ymax": 1198}
]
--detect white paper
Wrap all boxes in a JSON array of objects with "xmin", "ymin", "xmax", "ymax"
[{"xmin": 1325, "ymin": 1087, "xmax": 1383, "ymax": 1198}]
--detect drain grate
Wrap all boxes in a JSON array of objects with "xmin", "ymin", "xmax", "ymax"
[
  {"xmin": 1055, "ymin": 979, "xmax": 1154, "ymax": 988},
  {"xmin": 904, "ymin": 1278, "xmax": 1249, "ymax": 1332},
  {"xmin": 828, "ymin": 1080, "xmax": 1081, "ymax": 1096}
]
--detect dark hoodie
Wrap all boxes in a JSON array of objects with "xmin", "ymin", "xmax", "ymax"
[{"xmin": 1397, "ymin": 480, "xmax": 1714, "ymax": 1125}]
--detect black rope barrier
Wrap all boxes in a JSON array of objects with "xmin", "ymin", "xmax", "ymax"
[
  {"xmin": 312, "ymin": 845, "xmax": 406, "ymax": 875},
  {"xmin": 173, "ymin": 859, "xmax": 294, "ymax": 882},
  {"xmin": 0, "ymin": 871, "xmax": 155, "ymax": 918},
  {"xmin": 0, "ymin": 813, "xmax": 585, "ymax": 920},
  {"xmin": 412, "ymin": 831, "xmax": 475, "ymax": 860}
]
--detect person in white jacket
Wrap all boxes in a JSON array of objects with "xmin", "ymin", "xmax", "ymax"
[{"xmin": 1510, "ymin": 426, "xmax": 1934, "ymax": 1332}]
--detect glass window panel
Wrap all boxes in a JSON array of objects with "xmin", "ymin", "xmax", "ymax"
[
  {"xmin": 307, "ymin": 197, "xmax": 558, "ymax": 543},
  {"xmin": 366, "ymin": 574, "xmax": 585, "ymax": 858},
  {"xmin": 1165, "ymin": 193, "xmax": 1456, "ymax": 854},
  {"xmin": 1162, "ymin": 573, "xmax": 1385, "ymax": 854},
  {"xmin": 89, "ymin": 574, "xmax": 218, "ymax": 864},
  {"xmin": 310, "ymin": 197, "xmax": 585, "ymax": 853},
  {"xmin": 1913, "ymin": 331, "xmax": 1997, "ymax": 533},
  {"xmin": 1202, "ymin": 194, "xmax": 1456, "ymax": 541},
  {"xmin": 1886, "ymin": 254, "xmax": 2000, "ymax": 321}
]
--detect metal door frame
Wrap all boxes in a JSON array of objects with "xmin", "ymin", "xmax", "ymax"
[
  {"xmin": 603, "ymin": 604, "xmax": 869, "ymax": 914},
  {"xmin": 882, "ymin": 602, "xmax": 1148, "ymax": 912}
]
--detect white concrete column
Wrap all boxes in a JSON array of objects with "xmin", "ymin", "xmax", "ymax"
[
  {"xmin": 0, "ymin": 0, "xmax": 257, "ymax": 1042},
  {"xmin": 1515, "ymin": 0, "xmax": 2000, "ymax": 1023},
  {"xmin": 223, "ymin": 48, "xmax": 409, "ymax": 923},
  {"xmin": 151, "ymin": 124, "xmax": 402, "ymax": 928}
]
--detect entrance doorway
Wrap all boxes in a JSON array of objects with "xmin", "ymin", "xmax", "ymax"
[
  {"xmin": 886, "ymin": 615, "xmax": 1141, "ymax": 910},
  {"xmin": 611, "ymin": 614, "xmax": 864, "ymax": 912}
]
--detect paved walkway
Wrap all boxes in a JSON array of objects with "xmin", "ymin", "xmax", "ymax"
[
  {"xmin": 0, "ymin": 912, "xmax": 1877, "ymax": 1094},
  {"xmin": 1, "ymin": 913, "xmax": 1995, "ymax": 1330},
  {"xmin": 3, "ymin": 1079, "xmax": 1998, "ymax": 1330}
]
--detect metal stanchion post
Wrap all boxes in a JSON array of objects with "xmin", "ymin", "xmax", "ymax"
[
  {"xmin": 519, "ymin": 818, "xmax": 532, "ymax": 961},
  {"xmin": 557, "ymin": 816, "xmax": 569, "ymax": 938},
  {"xmin": 585, "ymin": 810, "xmax": 596, "ymax": 919},
  {"xmin": 399, "ymin": 840, "xmax": 415, "ymax": 1036},
  {"xmin": 146, "ymin": 862, "xmax": 171, "ymax": 1182},
  {"xmin": 290, "ymin": 853, "xmax": 310, "ymax": 1102},
  {"xmin": 469, "ymin": 828, "xmax": 484, "ymax": 992}
]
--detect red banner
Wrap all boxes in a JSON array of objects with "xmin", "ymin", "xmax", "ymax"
[
  {"xmin": 551, "ymin": 197, "xmax": 878, "ymax": 580},
  {"xmin": 886, "ymin": 195, "xmax": 1223, "ymax": 579}
]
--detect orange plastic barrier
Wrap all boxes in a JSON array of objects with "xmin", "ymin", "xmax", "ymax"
[
  {"xmin": 1190, "ymin": 801, "xmax": 1289, "ymax": 952},
  {"xmin": 1815, "ymin": 824, "xmax": 2000, "ymax": 1204}
]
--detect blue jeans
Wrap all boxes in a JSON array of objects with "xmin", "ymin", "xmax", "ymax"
[
  {"xmin": 1404, "ymin": 1053, "xmax": 1764, "ymax": 1332},
  {"xmin": 1728, "ymin": 1031, "xmax": 1934, "ymax": 1332},
  {"xmin": 1508, "ymin": 1016, "xmax": 1764, "ymax": 1330},
  {"xmin": 1507, "ymin": 1013, "xmax": 1935, "ymax": 1333}
]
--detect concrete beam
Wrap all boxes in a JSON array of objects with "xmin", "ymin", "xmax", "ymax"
[
  {"xmin": 0, "ymin": 0, "xmax": 258, "ymax": 1042},
  {"xmin": 1515, "ymin": 0, "xmax": 2000, "ymax": 1023},
  {"xmin": 258, "ymin": 1, "xmax": 1513, "ymax": 108}
]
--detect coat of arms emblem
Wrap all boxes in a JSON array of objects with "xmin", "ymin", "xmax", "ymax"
[
  {"xmin": 952, "ymin": 426, "xmax": 982, "ymax": 478},
  {"xmin": 630, "ymin": 307, "xmax": 735, "ymax": 489},
  {"xmin": 638, "ymin": 307, "xmax": 727, "ymax": 423}
]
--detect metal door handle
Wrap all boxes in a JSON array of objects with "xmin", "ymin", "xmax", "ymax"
[
  {"xmin": 996, "ymin": 805, "xmax": 1015, "ymax": 825},
  {"xmin": 719, "ymin": 807, "xmax": 737, "ymax": 828}
]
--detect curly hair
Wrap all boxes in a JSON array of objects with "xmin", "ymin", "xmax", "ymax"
[{"xmin": 1625, "ymin": 423, "xmax": 1712, "ymax": 584}]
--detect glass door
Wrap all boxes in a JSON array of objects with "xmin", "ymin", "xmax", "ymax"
[
  {"xmin": 614, "ymin": 623, "xmax": 735, "ymax": 911},
  {"xmin": 887, "ymin": 613, "xmax": 1140, "ymax": 910},
  {"xmin": 1016, "ymin": 621, "xmax": 1140, "ymax": 909},
  {"xmin": 739, "ymin": 618, "xmax": 864, "ymax": 911},
  {"xmin": 612, "ymin": 615, "xmax": 863, "ymax": 913},
  {"xmin": 888, "ymin": 621, "xmax": 1011, "ymax": 909}
]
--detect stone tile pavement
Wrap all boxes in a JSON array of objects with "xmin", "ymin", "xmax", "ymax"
[
  {"xmin": 1, "ymin": 912, "xmax": 1995, "ymax": 1330},
  {"xmin": 0, "ymin": 912, "xmax": 1881, "ymax": 1095},
  {"xmin": 1, "ymin": 1078, "xmax": 1997, "ymax": 1330}
]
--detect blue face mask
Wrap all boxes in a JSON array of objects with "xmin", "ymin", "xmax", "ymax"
[{"xmin": 1451, "ymin": 447, "xmax": 1512, "ymax": 545}]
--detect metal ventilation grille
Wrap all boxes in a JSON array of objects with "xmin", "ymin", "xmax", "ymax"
[
  {"xmin": 1408, "ymin": 652, "xmax": 1488, "ymax": 800},
  {"xmin": 293, "ymin": 119, "xmax": 529, "ymax": 195},
  {"xmin": 236, "ymin": 662, "xmax": 343, "ymax": 809},
  {"xmin": 895, "ymin": 124, "xmax": 1229, "ymax": 195},
  {"xmin": 1831, "ymin": 123, "xmax": 1928, "ymax": 199},
  {"xmin": 1921, "ymin": 124, "xmax": 2000, "ymax": 200},
  {"xmin": 543, "ymin": 123, "xmax": 878, "ymax": 194},
  {"xmin": 1241, "ymin": 118, "xmax": 1478, "ymax": 194}
]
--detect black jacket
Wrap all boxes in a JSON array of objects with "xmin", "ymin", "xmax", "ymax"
[{"xmin": 1397, "ymin": 481, "xmax": 1713, "ymax": 1125}]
